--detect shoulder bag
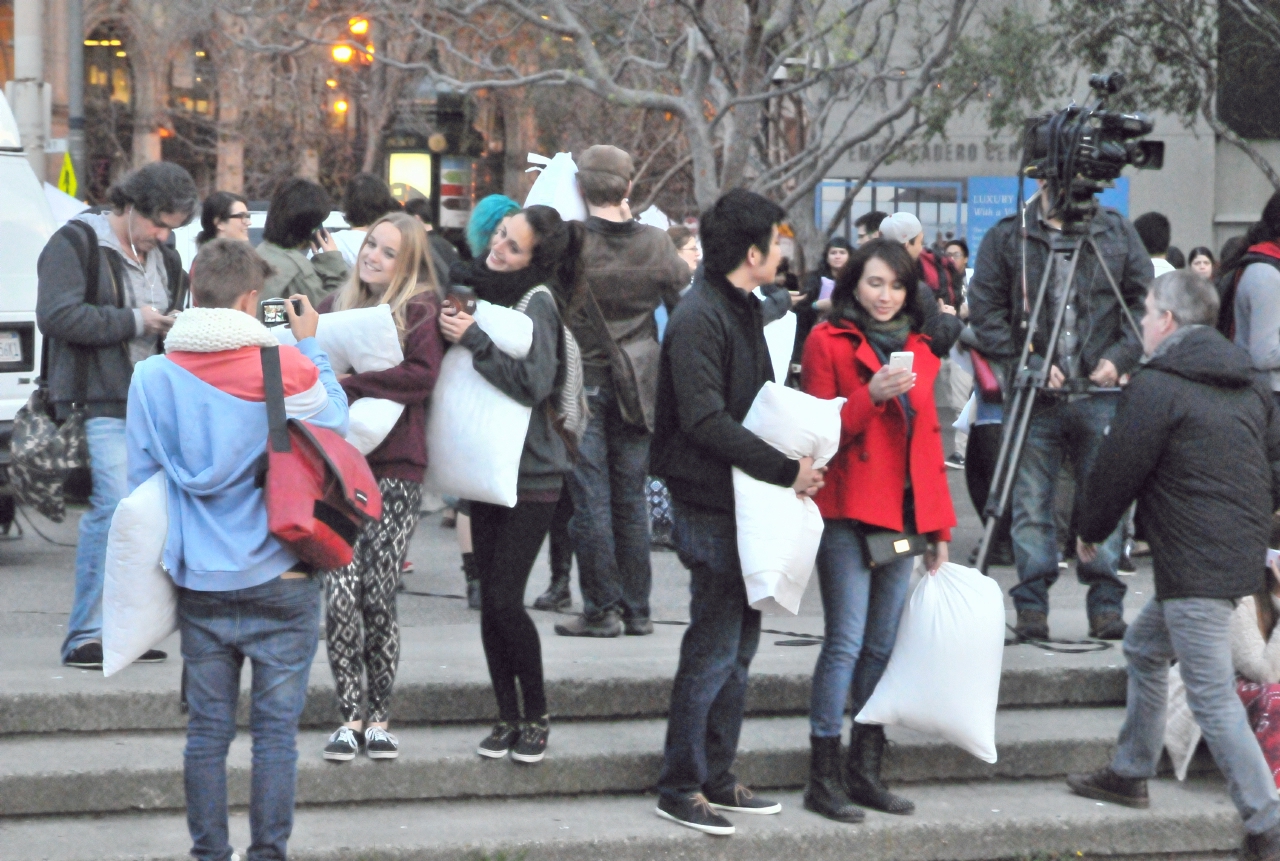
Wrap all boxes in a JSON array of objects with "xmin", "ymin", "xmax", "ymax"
[
  {"xmin": 580, "ymin": 282, "xmax": 659, "ymax": 432},
  {"xmin": 258, "ymin": 346, "xmax": 382, "ymax": 568},
  {"xmin": 9, "ymin": 221, "xmax": 108, "ymax": 522}
]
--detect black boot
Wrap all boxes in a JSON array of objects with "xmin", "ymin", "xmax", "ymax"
[
  {"xmin": 462, "ymin": 552, "xmax": 480, "ymax": 610},
  {"xmin": 534, "ymin": 568, "xmax": 571, "ymax": 612},
  {"xmin": 846, "ymin": 724, "xmax": 914, "ymax": 815},
  {"xmin": 803, "ymin": 735, "xmax": 864, "ymax": 823}
]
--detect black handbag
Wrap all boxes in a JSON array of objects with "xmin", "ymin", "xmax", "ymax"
[{"xmin": 859, "ymin": 529, "xmax": 928, "ymax": 568}]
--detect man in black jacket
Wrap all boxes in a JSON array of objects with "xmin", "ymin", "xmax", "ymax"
[
  {"xmin": 37, "ymin": 162, "xmax": 195, "ymax": 669},
  {"xmin": 650, "ymin": 189, "xmax": 824, "ymax": 836},
  {"xmin": 1069, "ymin": 271, "xmax": 1280, "ymax": 860},
  {"xmin": 968, "ymin": 184, "xmax": 1152, "ymax": 640}
]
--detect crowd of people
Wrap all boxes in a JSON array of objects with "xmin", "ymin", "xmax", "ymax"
[{"xmin": 30, "ymin": 144, "xmax": 1280, "ymax": 860}]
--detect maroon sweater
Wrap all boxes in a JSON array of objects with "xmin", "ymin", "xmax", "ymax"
[{"xmin": 318, "ymin": 292, "xmax": 444, "ymax": 483}]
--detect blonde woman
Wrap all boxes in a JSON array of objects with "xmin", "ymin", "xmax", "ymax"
[{"xmin": 317, "ymin": 212, "xmax": 445, "ymax": 761}]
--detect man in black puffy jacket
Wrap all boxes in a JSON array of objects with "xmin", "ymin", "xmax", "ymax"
[{"xmin": 1069, "ymin": 270, "xmax": 1280, "ymax": 860}]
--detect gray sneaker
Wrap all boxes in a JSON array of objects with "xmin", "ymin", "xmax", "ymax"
[{"xmin": 554, "ymin": 609, "xmax": 622, "ymax": 638}]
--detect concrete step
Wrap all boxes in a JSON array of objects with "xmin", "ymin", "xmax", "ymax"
[
  {"xmin": 0, "ymin": 778, "xmax": 1240, "ymax": 861},
  {"xmin": 0, "ymin": 626, "xmax": 1128, "ymax": 734},
  {"xmin": 0, "ymin": 707, "xmax": 1164, "ymax": 817}
]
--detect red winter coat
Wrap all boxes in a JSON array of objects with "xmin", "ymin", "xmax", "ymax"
[{"xmin": 801, "ymin": 319, "xmax": 956, "ymax": 541}]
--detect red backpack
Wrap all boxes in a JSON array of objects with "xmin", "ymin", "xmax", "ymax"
[{"xmin": 258, "ymin": 346, "xmax": 382, "ymax": 568}]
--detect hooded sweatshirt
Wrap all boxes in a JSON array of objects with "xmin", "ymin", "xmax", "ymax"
[
  {"xmin": 125, "ymin": 307, "xmax": 349, "ymax": 592},
  {"xmin": 1080, "ymin": 325, "xmax": 1280, "ymax": 600}
]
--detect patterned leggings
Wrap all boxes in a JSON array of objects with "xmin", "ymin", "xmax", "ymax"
[{"xmin": 324, "ymin": 477, "xmax": 422, "ymax": 724}]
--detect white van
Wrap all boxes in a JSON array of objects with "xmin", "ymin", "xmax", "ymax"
[{"xmin": 0, "ymin": 94, "xmax": 55, "ymax": 520}]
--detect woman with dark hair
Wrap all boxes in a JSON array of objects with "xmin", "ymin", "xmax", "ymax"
[
  {"xmin": 334, "ymin": 174, "xmax": 402, "ymax": 267},
  {"xmin": 257, "ymin": 178, "xmax": 349, "ymax": 304},
  {"xmin": 800, "ymin": 238, "xmax": 955, "ymax": 823},
  {"xmin": 1230, "ymin": 191, "xmax": 1280, "ymax": 399},
  {"xmin": 195, "ymin": 191, "xmax": 250, "ymax": 246},
  {"xmin": 441, "ymin": 204, "xmax": 577, "ymax": 765},
  {"xmin": 1188, "ymin": 246, "xmax": 1216, "ymax": 280}
]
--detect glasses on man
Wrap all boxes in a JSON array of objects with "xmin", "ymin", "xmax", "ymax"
[{"xmin": 226, "ymin": 212, "xmax": 252, "ymax": 222}]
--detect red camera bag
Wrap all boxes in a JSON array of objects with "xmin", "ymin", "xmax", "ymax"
[{"xmin": 259, "ymin": 346, "xmax": 381, "ymax": 569}]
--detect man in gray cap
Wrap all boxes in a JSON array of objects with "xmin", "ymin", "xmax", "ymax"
[{"xmin": 555, "ymin": 145, "xmax": 690, "ymax": 638}]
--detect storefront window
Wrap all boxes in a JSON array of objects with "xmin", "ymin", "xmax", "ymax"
[{"xmin": 818, "ymin": 180, "xmax": 965, "ymax": 246}]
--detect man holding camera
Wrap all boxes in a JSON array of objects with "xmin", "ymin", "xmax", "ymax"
[
  {"xmin": 967, "ymin": 181, "xmax": 1151, "ymax": 640},
  {"xmin": 1068, "ymin": 271, "xmax": 1280, "ymax": 861}
]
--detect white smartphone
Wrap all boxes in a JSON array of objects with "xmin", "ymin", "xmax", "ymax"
[
  {"xmin": 888, "ymin": 351, "xmax": 914, "ymax": 373},
  {"xmin": 1267, "ymin": 548, "xmax": 1279, "ymax": 568}
]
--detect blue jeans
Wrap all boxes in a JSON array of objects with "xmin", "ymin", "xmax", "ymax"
[
  {"xmin": 1010, "ymin": 394, "xmax": 1126, "ymax": 618},
  {"xmin": 657, "ymin": 501, "xmax": 761, "ymax": 801},
  {"xmin": 567, "ymin": 383, "xmax": 653, "ymax": 621},
  {"xmin": 810, "ymin": 521, "xmax": 914, "ymax": 737},
  {"xmin": 62, "ymin": 416, "xmax": 128, "ymax": 661},
  {"xmin": 1112, "ymin": 597, "xmax": 1280, "ymax": 834},
  {"xmin": 179, "ymin": 575, "xmax": 322, "ymax": 861}
]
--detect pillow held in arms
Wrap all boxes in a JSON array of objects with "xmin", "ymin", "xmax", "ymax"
[
  {"xmin": 275, "ymin": 305, "xmax": 406, "ymax": 454},
  {"xmin": 523, "ymin": 152, "xmax": 587, "ymax": 222},
  {"xmin": 733, "ymin": 382, "xmax": 843, "ymax": 614},
  {"xmin": 425, "ymin": 301, "xmax": 535, "ymax": 507},
  {"xmin": 855, "ymin": 562, "xmax": 1005, "ymax": 762},
  {"xmin": 102, "ymin": 472, "xmax": 175, "ymax": 677}
]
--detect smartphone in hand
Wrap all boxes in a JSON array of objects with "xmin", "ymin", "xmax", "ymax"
[{"xmin": 889, "ymin": 351, "xmax": 914, "ymax": 373}]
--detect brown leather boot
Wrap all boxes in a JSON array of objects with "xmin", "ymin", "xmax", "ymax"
[{"xmin": 1066, "ymin": 767, "xmax": 1149, "ymax": 808}]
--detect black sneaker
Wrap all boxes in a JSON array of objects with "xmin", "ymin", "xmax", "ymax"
[
  {"xmin": 1066, "ymin": 767, "xmax": 1148, "ymax": 808},
  {"xmin": 136, "ymin": 649, "xmax": 168, "ymax": 663},
  {"xmin": 323, "ymin": 726, "xmax": 360, "ymax": 762},
  {"xmin": 364, "ymin": 726, "xmax": 399, "ymax": 759},
  {"xmin": 64, "ymin": 642, "xmax": 104, "ymax": 669},
  {"xmin": 704, "ymin": 783, "xmax": 782, "ymax": 815},
  {"xmin": 511, "ymin": 717, "xmax": 549, "ymax": 763},
  {"xmin": 945, "ymin": 452, "xmax": 966, "ymax": 469},
  {"xmin": 655, "ymin": 793, "xmax": 735, "ymax": 836},
  {"xmin": 477, "ymin": 722, "xmax": 519, "ymax": 758}
]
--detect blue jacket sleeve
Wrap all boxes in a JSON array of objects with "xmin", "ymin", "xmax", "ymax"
[
  {"xmin": 293, "ymin": 337, "xmax": 349, "ymax": 436},
  {"xmin": 125, "ymin": 377, "xmax": 163, "ymax": 493}
]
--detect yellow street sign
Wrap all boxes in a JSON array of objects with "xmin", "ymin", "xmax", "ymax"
[{"xmin": 58, "ymin": 152, "xmax": 78, "ymax": 198}]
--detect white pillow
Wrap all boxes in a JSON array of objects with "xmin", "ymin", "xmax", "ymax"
[
  {"xmin": 274, "ymin": 304, "xmax": 404, "ymax": 374},
  {"xmin": 424, "ymin": 302, "xmax": 536, "ymax": 507},
  {"xmin": 102, "ymin": 472, "xmax": 176, "ymax": 677},
  {"xmin": 763, "ymin": 311, "xmax": 797, "ymax": 384},
  {"xmin": 855, "ymin": 563, "xmax": 1006, "ymax": 762},
  {"xmin": 347, "ymin": 398, "xmax": 406, "ymax": 455},
  {"xmin": 734, "ymin": 382, "xmax": 844, "ymax": 615}
]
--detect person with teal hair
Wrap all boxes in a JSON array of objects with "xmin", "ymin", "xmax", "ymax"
[{"xmin": 467, "ymin": 195, "xmax": 521, "ymax": 258}]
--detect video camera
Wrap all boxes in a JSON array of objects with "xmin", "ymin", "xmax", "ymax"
[{"xmin": 1022, "ymin": 72, "xmax": 1164, "ymax": 231}]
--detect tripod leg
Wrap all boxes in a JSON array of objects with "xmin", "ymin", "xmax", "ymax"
[{"xmin": 1085, "ymin": 233, "xmax": 1143, "ymax": 342}]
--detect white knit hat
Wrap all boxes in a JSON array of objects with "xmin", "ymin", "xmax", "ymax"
[{"xmin": 880, "ymin": 211, "xmax": 923, "ymax": 245}]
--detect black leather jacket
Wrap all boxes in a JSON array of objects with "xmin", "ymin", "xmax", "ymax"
[{"xmin": 967, "ymin": 206, "xmax": 1152, "ymax": 382}]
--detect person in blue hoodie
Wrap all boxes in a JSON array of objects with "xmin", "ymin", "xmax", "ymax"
[{"xmin": 126, "ymin": 238, "xmax": 348, "ymax": 861}]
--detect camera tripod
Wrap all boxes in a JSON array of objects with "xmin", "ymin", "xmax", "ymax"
[{"xmin": 972, "ymin": 211, "xmax": 1142, "ymax": 573}]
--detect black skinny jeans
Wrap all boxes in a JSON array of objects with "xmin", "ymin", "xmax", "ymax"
[{"xmin": 471, "ymin": 498, "xmax": 558, "ymax": 723}]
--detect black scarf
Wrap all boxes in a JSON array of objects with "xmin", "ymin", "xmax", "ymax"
[
  {"xmin": 451, "ymin": 259, "xmax": 556, "ymax": 308},
  {"xmin": 841, "ymin": 303, "xmax": 911, "ymax": 357}
]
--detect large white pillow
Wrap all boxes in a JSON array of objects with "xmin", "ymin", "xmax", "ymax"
[
  {"xmin": 273, "ymin": 304, "xmax": 404, "ymax": 374},
  {"xmin": 102, "ymin": 472, "xmax": 176, "ymax": 677},
  {"xmin": 856, "ymin": 563, "xmax": 1006, "ymax": 762},
  {"xmin": 734, "ymin": 382, "xmax": 844, "ymax": 614},
  {"xmin": 424, "ymin": 302, "xmax": 535, "ymax": 507}
]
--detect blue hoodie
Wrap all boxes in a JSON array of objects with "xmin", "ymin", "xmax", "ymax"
[{"xmin": 126, "ymin": 325, "xmax": 348, "ymax": 592}]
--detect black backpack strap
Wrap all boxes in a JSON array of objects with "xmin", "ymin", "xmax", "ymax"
[
  {"xmin": 160, "ymin": 244, "xmax": 188, "ymax": 312},
  {"xmin": 62, "ymin": 220, "xmax": 102, "ymax": 306},
  {"xmin": 260, "ymin": 346, "xmax": 292, "ymax": 453}
]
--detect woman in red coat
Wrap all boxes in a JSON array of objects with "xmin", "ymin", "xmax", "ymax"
[{"xmin": 800, "ymin": 238, "xmax": 956, "ymax": 823}]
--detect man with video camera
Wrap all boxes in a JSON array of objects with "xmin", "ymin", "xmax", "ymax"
[{"xmin": 968, "ymin": 178, "xmax": 1152, "ymax": 641}]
